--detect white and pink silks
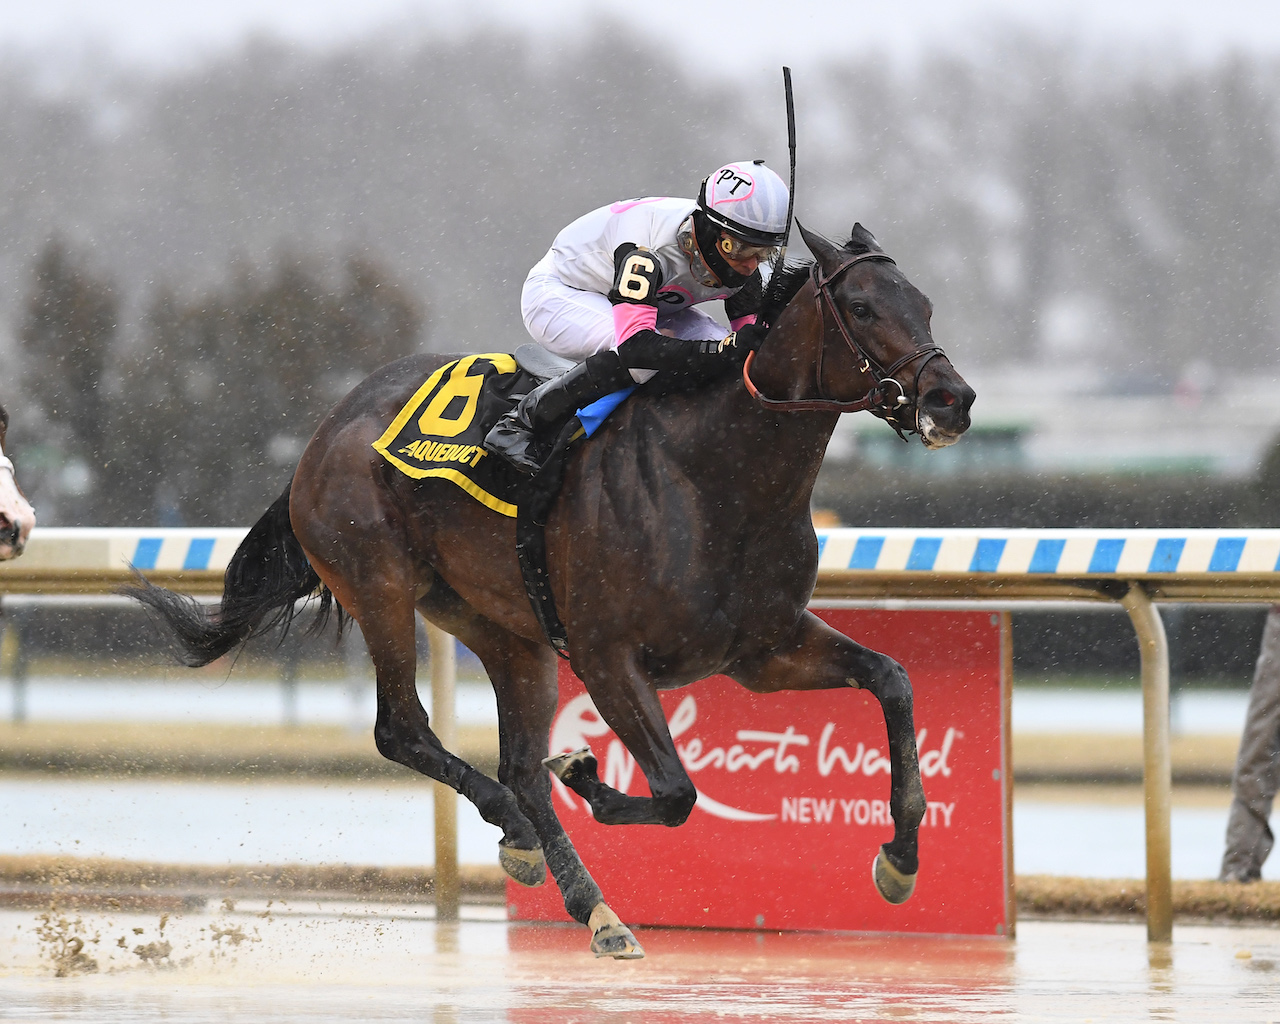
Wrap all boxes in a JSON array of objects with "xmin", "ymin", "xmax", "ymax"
[{"xmin": 0, "ymin": 404, "xmax": 35, "ymax": 560}]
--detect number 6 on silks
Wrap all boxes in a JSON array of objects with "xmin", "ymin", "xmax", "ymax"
[{"xmin": 609, "ymin": 244, "xmax": 663, "ymax": 305}]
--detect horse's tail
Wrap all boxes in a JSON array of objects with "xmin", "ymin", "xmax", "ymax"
[{"xmin": 125, "ymin": 482, "xmax": 343, "ymax": 667}]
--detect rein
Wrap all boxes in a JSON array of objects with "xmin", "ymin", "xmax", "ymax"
[{"xmin": 742, "ymin": 251, "xmax": 945, "ymax": 433}]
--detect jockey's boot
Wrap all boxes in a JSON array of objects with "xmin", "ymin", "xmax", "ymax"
[{"xmin": 484, "ymin": 351, "xmax": 634, "ymax": 474}]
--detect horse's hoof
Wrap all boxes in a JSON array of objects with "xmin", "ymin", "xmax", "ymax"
[
  {"xmin": 873, "ymin": 846, "xmax": 917, "ymax": 905},
  {"xmin": 590, "ymin": 923, "xmax": 645, "ymax": 960},
  {"xmin": 498, "ymin": 842, "xmax": 546, "ymax": 887},
  {"xmin": 587, "ymin": 902, "xmax": 644, "ymax": 959},
  {"xmin": 542, "ymin": 747, "xmax": 597, "ymax": 783}
]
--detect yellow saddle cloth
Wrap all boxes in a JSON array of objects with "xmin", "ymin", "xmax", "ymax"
[{"xmin": 372, "ymin": 353, "xmax": 537, "ymax": 518}]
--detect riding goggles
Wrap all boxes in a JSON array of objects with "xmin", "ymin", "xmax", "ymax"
[{"xmin": 716, "ymin": 232, "xmax": 779, "ymax": 263}]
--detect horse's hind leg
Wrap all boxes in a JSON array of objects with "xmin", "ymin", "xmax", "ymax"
[
  {"xmin": 309, "ymin": 559, "xmax": 541, "ymax": 863},
  {"xmin": 730, "ymin": 610, "xmax": 926, "ymax": 905},
  {"xmin": 416, "ymin": 586, "xmax": 643, "ymax": 959}
]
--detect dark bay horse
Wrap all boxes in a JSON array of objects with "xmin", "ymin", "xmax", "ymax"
[
  {"xmin": 0, "ymin": 403, "xmax": 36, "ymax": 560},
  {"xmin": 131, "ymin": 223, "xmax": 975, "ymax": 958}
]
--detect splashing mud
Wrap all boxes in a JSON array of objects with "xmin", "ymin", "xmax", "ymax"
[
  {"xmin": 20, "ymin": 896, "xmax": 268, "ymax": 976},
  {"xmin": 203, "ymin": 900, "xmax": 262, "ymax": 960},
  {"xmin": 34, "ymin": 909, "xmax": 100, "ymax": 976},
  {"xmin": 128, "ymin": 911, "xmax": 175, "ymax": 967},
  {"xmin": 132, "ymin": 939, "xmax": 174, "ymax": 963},
  {"xmin": 208, "ymin": 922, "xmax": 259, "ymax": 949}
]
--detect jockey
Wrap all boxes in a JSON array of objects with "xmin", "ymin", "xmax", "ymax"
[{"xmin": 484, "ymin": 159, "xmax": 788, "ymax": 474}]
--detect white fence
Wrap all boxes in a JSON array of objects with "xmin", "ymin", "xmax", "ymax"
[{"xmin": 6, "ymin": 525, "xmax": 1280, "ymax": 940}]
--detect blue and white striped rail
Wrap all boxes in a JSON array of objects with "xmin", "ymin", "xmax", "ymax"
[
  {"xmin": 0, "ymin": 528, "xmax": 249, "ymax": 594},
  {"xmin": 5, "ymin": 526, "xmax": 1280, "ymax": 600},
  {"xmin": 810, "ymin": 528, "xmax": 1280, "ymax": 602},
  {"xmin": 815, "ymin": 528, "xmax": 1280, "ymax": 576},
  {"xmin": 121, "ymin": 529, "xmax": 246, "ymax": 572}
]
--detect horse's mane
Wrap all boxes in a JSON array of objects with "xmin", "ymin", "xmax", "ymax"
[
  {"xmin": 758, "ymin": 226, "xmax": 883, "ymax": 328},
  {"xmin": 757, "ymin": 261, "xmax": 812, "ymax": 329}
]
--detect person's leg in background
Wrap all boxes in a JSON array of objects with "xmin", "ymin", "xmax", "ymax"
[{"xmin": 1221, "ymin": 604, "xmax": 1280, "ymax": 881}]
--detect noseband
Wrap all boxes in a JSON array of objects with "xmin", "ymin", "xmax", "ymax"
[{"xmin": 742, "ymin": 251, "xmax": 945, "ymax": 437}]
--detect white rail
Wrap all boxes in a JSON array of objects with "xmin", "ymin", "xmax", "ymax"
[{"xmin": 7, "ymin": 525, "xmax": 1280, "ymax": 940}]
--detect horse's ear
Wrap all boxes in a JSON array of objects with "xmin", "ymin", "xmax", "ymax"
[
  {"xmin": 797, "ymin": 221, "xmax": 841, "ymax": 269},
  {"xmin": 849, "ymin": 223, "xmax": 883, "ymax": 253}
]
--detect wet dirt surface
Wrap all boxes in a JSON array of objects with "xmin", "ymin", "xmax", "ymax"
[{"xmin": 1, "ymin": 902, "xmax": 1277, "ymax": 1022}]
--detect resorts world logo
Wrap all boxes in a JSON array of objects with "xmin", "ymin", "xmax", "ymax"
[{"xmin": 549, "ymin": 693, "xmax": 961, "ymax": 825}]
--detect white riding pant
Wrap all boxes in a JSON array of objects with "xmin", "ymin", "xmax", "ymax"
[{"xmin": 521, "ymin": 253, "xmax": 727, "ymax": 384}]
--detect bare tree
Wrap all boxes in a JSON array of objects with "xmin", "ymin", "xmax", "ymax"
[
  {"xmin": 16, "ymin": 239, "xmax": 118, "ymax": 521},
  {"xmin": 112, "ymin": 254, "xmax": 422, "ymax": 525}
]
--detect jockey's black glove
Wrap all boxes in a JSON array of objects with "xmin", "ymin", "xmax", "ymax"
[{"xmin": 731, "ymin": 323, "xmax": 770, "ymax": 353}]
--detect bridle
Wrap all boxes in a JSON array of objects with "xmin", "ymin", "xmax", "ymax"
[{"xmin": 742, "ymin": 251, "xmax": 946, "ymax": 438}]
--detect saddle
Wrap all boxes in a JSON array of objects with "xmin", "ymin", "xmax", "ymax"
[{"xmin": 514, "ymin": 343, "xmax": 576, "ymax": 382}]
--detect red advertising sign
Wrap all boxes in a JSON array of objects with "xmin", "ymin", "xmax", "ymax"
[{"xmin": 507, "ymin": 609, "xmax": 1011, "ymax": 937}]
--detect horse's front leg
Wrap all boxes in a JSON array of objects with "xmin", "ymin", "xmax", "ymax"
[
  {"xmin": 547, "ymin": 652, "xmax": 698, "ymax": 828},
  {"xmin": 729, "ymin": 610, "xmax": 927, "ymax": 905}
]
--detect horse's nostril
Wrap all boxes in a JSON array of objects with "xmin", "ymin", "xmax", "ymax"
[{"xmin": 938, "ymin": 391, "xmax": 957, "ymax": 407}]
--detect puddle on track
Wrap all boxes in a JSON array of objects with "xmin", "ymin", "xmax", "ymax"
[{"xmin": 0, "ymin": 903, "xmax": 1277, "ymax": 1022}]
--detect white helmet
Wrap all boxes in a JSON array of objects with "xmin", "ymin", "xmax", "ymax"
[{"xmin": 697, "ymin": 160, "xmax": 789, "ymax": 247}]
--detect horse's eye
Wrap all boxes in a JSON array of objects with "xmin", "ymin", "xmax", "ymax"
[{"xmin": 850, "ymin": 303, "xmax": 872, "ymax": 320}]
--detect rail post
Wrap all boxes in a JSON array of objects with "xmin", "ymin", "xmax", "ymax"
[
  {"xmin": 428, "ymin": 622, "xmax": 459, "ymax": 922},
  {"xmin": 1120, "ymin": 582, "xmax": 1173, "ymax": 942},
  {"xmin": 280, "ymin": 642, "xmax": 301, "ymax": 728},
  {"xmin": 0, "ymin": 602, "xmax": 26, "ymax": 724}
]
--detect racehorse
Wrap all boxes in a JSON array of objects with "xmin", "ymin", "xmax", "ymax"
[
  {"xmin": 0, "ymin": 403, "xmax": 36, "ymax": 560},
  {"xmin": 129, "ymin": 223, "xmax": 975, "ymax": 958}
]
